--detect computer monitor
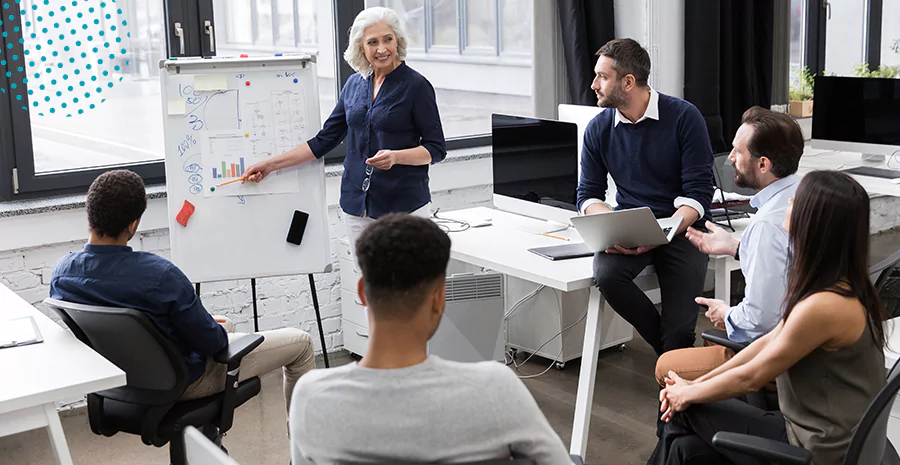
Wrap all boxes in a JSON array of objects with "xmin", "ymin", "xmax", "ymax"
[
  {"xmin": 491, "ymin": 113, "xmax": 579, "ymax": 229},
  {"xmin": 811, "ymin": 76, "xmax": 900, "ymax": 160}
]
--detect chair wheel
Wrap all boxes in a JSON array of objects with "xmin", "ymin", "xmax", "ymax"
[
  {"xmin": 555, "ymin": 362, "xmax": 565, "ymax": 370},
  {"xmin": 618, "ymin": 344, "xmax": 626, "ymax": 352}
]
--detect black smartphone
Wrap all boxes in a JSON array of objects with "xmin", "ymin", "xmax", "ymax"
[{"xmin": 286, "ymin": 210, "xmax": 310, "ymax": 245}]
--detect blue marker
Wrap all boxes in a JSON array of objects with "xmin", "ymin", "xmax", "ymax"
[{"xmin": 274, "ymin": 53, "xmax": 282, "ymax": 57}]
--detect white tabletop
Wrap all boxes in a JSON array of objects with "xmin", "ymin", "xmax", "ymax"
[
  {"xmin": 441, "ymin": 207, "xmax": 595, "ymax": 292},
  {"xmin": 441, "ymin": 207, "xmax": 748, "ymax": 292},
  {"xmin": 0, "ymin": 284, "xmax": 125, "ymax": 415},
  {"xmin": 798, "ymin": 148, "xmax": 900, "ymax": 198}
]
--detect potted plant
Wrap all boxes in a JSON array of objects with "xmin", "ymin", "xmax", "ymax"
[{"xmin": 789, "ymin": 66, "xmax": 814, "ymax": 117}]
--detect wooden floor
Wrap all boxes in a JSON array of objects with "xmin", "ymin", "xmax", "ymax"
[{"xmin": 2, "ymin": 230, "xmax": 898, "ymax": 465}]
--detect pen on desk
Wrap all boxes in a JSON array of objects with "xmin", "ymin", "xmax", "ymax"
[{"xmin": 541, "ymin": 233, "xmax": 569, "ymax": 241}]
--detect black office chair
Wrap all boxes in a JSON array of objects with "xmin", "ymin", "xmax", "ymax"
[
  {"xmin": 872, "ymin": 248, "xmax": 900, "ymax": 319},
  {"xmin": 712, "ymin": 357, "xmax": 900, "ymax": 465},
  {"xmin": 44, "ymin": 298, "xmax": 264, "ymax": 465}
]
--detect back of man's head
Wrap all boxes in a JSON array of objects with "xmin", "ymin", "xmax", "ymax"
[
  {"xmin": 596, "ymin": 38, "xmax": 651, "ymax": 87},
  {"xmin": 740, "ymin": 106, "xmax": 804, "ymax": 178},
  {"xmin": 86, "ymin": 170, "xmax": 147, "ymax": 238},
  {"xmin": 355, "ymin": 214, "xmax": 451, "ymax": 319}
]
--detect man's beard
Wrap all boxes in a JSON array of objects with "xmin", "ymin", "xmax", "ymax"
[
  {"xmin": 733, "ymin": 167, "xmax": 759, "ymax": 189},
  {"xmin": 597, "ymin": 84, "xmax": 627, "ymax": 109}
]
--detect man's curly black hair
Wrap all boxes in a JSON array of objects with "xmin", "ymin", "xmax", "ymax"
[
  {"xmin": 86, "ymin": 170, "xmax": 147, "ymax": 238},
  {"xmin": 355, "ymin": 214, "xmax": 451, "ymax": 316}
]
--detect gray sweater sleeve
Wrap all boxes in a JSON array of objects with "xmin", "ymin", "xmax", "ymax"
[{"xmin": 491, "ymin": 367, "xmax": 573, "ymax": 465}]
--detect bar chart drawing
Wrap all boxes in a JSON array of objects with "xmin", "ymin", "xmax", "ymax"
[
  {"xmin": 201, "ymin": 131, "xmax": 300, "ymax": 198},
  {"xmin": 211, "ymin": 158, "xmax": 246, "ymax": 179}
]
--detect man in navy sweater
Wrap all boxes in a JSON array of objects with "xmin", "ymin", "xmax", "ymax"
[{"xmin": 577, "ymin": 39, "xmax": 714, "ymax": 356}]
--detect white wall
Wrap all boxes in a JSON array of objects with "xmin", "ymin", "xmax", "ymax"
[
  {"xmin": 825, "ymin": 0, "xmax": 867, "ymax": 75},
  {"xmin": 613, "ymin": 0, "xmax": 685, "ymax": 98}
]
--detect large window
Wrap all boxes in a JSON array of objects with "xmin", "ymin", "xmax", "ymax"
[
  {"xmin": 0, "ymin": 0, "xmax": 525, "ymax": 201},
  {"xmin": 212, "ymin": 0, "xmax": 337, "ymax": 126},
  {"xmin": 883, "ymin": 0, "xmax": 900, "ymax": 68},
  {"xmin": 20, "ymin": 0, "xmax": 165, "ymax": 174},
  {"xmin": 367, "ymin": 0, "xmax": 533, "ymax": 139}
]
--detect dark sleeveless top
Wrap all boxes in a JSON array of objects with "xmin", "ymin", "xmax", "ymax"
[{"xmin": 777, "ymin": 319, "xmax": 885, "ymax": 464}]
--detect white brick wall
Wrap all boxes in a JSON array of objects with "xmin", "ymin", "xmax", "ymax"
[{"xmin": 1, "ymin": 185, "xmax": 492, "ymax": 354}]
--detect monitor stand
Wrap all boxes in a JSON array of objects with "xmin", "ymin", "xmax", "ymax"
[{"xmin": 515, "ymin": 219, "xmax": 569, "ymax": 235}]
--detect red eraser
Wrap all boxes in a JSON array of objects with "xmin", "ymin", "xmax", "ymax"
[{"xmin": 176, "ymin": 200, "xmax": 195, "ymax": 227}]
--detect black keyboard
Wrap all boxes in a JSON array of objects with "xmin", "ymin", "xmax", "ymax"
[{"xmin": 661, "ymin": 227, "xmax": 673, "ymax": 236}]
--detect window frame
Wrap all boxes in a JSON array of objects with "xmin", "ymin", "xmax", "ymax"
[{"xmin": 0, "ymin": 0, "xmax": 501, "ymax": 201}]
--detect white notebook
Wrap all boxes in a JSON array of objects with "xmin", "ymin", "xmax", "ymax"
[{"xmin": 0, "ymin": 316, "xmax": 44, "ymax": 349}]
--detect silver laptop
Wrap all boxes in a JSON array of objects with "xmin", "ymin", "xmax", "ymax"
[{"xmin": 570, "ymin": 207, "xmax": 684, "ymax": 252}]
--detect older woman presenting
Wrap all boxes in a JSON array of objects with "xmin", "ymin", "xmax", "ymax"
[{"xmin": 244, "ymin": 6, "xmax": 446, "ymax": 247}]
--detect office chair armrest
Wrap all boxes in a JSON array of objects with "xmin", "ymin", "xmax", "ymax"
[
  {"xmin": 213, "ymin": 334, "xmax": 264, "ymax": 371},
  {"xmin": 712, "ymin": 432, "xmax": 811, "ymax": 465},
  {"xmin": 700, "ymin": 329, "xmax": 748, "ymax": 353},
  {"xmin": 214, "ymin": 334, "xmax": 263, "ymax": 434}
]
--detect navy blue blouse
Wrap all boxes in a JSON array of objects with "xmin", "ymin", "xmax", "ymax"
[{"xmin": 307, "ymin": 62, "xmax": 446, "ymax": 218}]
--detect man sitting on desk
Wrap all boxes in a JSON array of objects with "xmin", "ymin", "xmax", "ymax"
[
  {"xmin": 655, "ymin": 106, "xmax": 803, "ymax": 383},
  {"xmin": 49, "ymin": 170, "xmax": 315, "ymax": 419},
  {"xmin": 577, "ymin": 38, "xmax": 714, "ymax": 355},
  {"xmin": 289, "ymin": 214, "xmax": 573, "ymax": 465}
]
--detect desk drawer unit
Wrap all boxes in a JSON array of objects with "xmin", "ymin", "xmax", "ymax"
[{"xmin": 342, "ymin": 319, "xmax": 370, "ymax": 357}]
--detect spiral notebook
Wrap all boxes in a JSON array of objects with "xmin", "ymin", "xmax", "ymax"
[{"xmin": 0, "ymin": 316, "xmax": 44, "ymax": 349}]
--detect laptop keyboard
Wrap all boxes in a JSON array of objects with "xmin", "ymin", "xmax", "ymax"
[{"xmin": 661, "ymin": 227, "xmax": 673, "ymax": 237}]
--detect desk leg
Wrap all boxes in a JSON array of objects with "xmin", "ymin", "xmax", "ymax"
[
  {"xmin": 714, "ymin": 257, "xmax": 731, "ymax": 304},
  {"xmin": 43, "ymin": 403, "xmax": 74, "ymax": 465},
  {"xmin": 570, "ymin": 287, "xmax": 605, "ymax": 460}
]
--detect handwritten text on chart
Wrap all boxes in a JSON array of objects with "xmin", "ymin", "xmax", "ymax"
[
  {"xmin": 177, "ymin": 135, "xmax": 198, "ymax": 157},
  {"xmin": 182, "ymin": 153, "xmax": 203, "ymax": 195},
  {"xmin": 178, "ymin": 84, "xmax": 237, "ymax": 131},
  {"xmin": 276, "ymin": 71, "xmax": 297, "ymax": 79}
]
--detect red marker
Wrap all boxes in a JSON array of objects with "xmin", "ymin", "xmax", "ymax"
[{"xmin": 240, "ymin": 54, "xmax": 249, "ymax": 58}]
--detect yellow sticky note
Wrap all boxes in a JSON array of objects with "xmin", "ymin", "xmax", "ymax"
[
  {"xmin": 194, "ymin": 74, "xmax": 229, "ymax": 91},
  {"xmin": 167, "ymin": 98, "xmax": 186, "ymax": 115}
]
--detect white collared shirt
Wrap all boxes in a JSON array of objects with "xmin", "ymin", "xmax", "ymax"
[{"xmin": 580, "ymin": 87, "xmax": 705, "ymax": 219}]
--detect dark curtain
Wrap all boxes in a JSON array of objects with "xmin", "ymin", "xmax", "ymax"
[
  {"xmin": 557, "ymin": 0, "xmax": 615, "ymax": 106},
  {"xmin": 684, "ymin": 0, "xmax": 774, "ymax": 153}
]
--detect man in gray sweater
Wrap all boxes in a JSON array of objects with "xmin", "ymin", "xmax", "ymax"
[{"xmin": 289, "ymin": 214, "xmax": 572, "ymax": 465}]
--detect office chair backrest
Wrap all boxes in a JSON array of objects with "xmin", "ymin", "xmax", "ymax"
[
  {"xmin": 842, "ymin": 356, "xmax": 900, "ymax": 465},
  {"xmin": 869, "ymin": 249, "xmax": 900, "ymax": 319},
  {"xmin": 45, "ymin": 298, "xmax": 189, "ymax": 404},
  {"xmin": 184, "ymin": 426, "xmax": 240, "ymax": 465}
]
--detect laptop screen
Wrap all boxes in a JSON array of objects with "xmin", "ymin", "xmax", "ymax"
[{"xmin": 491, "ymin": 113, "xmax": 579, "ymax": 211}]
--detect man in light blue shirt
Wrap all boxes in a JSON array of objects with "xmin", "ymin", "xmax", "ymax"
[{"xmin": 654, "ymin": 106, "xmax": 804, "ymax": 385}]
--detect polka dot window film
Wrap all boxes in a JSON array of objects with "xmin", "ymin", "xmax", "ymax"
[
  {"xmin": 10, "ymin": 0, "xmax": 166, "ymax": 174},
  {"xmin": 16, "ymin": 0, "xmax": 129, "ymax": 117}
]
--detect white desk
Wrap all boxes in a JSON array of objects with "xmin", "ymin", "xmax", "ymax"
[
  {"xmin": 799, "ymin": 148, "xmax": 900, "ymax": 198},
  {"xmin": 0, "ymin": 284, "xmax": 125, "ymax": 465},
  {"xmin": 444, "ymin": 207, "xmax": 744, "ymax": 459}
]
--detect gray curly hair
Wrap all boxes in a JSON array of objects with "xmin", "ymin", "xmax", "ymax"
[{"xmin": 343, "ymin": 7, "xmax": 409, "ymax": 77}]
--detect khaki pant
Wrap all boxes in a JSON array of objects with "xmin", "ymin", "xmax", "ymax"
[
  {"xmin": 654, "ymin": 345, "xmax": 735, "ymax": 387},
  {"xmin": 180, "ymin": 317, "xmax": 316, "ymax": 413}
]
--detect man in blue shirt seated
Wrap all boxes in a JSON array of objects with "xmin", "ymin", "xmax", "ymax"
[
  {"xmin": 50, "ymin": 170, "xmax": 315, "ymax": 417},
  {"xmin": 577, "ymin": 39, "xmax": 714, "ymax": 356},
  {"xmin": 654, "ymin": 106, "xmax": 803, "ymax": 384}
]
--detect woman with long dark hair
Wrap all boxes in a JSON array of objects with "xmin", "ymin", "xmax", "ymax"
[{"xmin": 649, "ymin": 170, "xmax": 887, "ymax": 465}]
